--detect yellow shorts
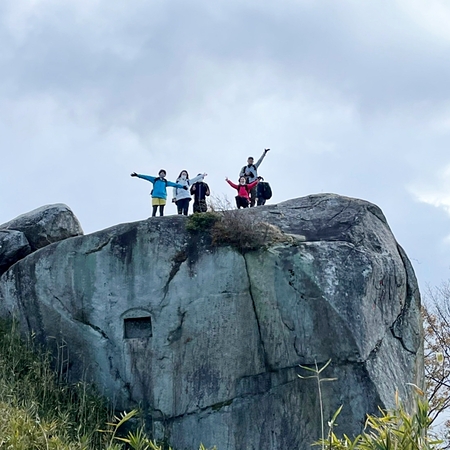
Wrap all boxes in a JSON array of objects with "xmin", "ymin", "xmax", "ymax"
[{"xmin": 152, "ymin": 197, "xmax": 166, "ymax": 206}]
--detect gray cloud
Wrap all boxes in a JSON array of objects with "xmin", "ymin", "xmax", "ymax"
[{"xmin": 1, "ymin": 0, "xmax": 450, "ymax": 288}]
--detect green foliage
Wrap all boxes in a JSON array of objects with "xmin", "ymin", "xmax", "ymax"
[
  {"xmin": 0, "ymin": 318, "xmax": 109, "ymax": 448},
  {"xmin": 316, "ymin": 391, "xmax": 442, "ymax": 450},
  {"xmin": 101, "ymin": 411, "xmax": 216, "ymax": 450},
  {"xmin": 0, "ymin": 319, "xmax": 217, "ymax": 449},
  {"xmin": 185, "ymin": 212, "xmax": 221, "ymax": 232}
]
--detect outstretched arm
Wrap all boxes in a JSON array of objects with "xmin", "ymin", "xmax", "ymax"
[
  {"xmin": 167, "ymin": 180, "xmax": 187, "ymax": 189},
  {"xmin": 131, "ymin": 173, "xmax": 156, "ymax": 183},
  {"xmin": 254, "ymin": 148, "xmax": 270, "ymax": 169}
]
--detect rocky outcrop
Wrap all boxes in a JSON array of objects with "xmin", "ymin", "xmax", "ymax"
[
  {"xmin": 0, "ymin": 204, "xmax": 83, "ymax": 252},
  {"xmin": 0, "ymin": 194, "xmax": 423, "ymax": 450},
  {"xmin": 0, "ymin": 230, "xmax": 31, "ymax": 275}
]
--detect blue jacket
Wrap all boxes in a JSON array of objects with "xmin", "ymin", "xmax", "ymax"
[{"xmin": 136, "ymin": 174, "xmax": 184, "ymax": 199}]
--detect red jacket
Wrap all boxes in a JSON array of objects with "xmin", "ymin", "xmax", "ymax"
[{"xmin": 226, "ymin": 179, "xmax": 259, "ymax": 200}]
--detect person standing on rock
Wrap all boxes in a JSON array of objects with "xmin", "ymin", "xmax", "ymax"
[
  {"xmin": 172, "ymin": 170, "xmax": 207, "ymax": 216},
  {"xmin": 190, "ymin": 175, "xmax": 211, "ymax": 213},
  {"xmin": 256, "ymin": 176, "xmax": 272, "ymax": 206},
  {"xmin": 131, "ymin": 170, "xmax": 188, "ymax": 217},
  {"xmin": 239, "ymin": 148, "xmax": 270, "ymax": 207},
  {"xmin": 226, "ymin": 176, "xmax": 260, "ymax": 209}
]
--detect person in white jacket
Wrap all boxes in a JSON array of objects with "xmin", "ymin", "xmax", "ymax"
[{"xmin": 172, "ymin": 170, "xmax": 207, "ymax": 215}]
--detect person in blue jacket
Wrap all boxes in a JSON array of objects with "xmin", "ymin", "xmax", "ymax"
[{"xmin": 131, "ymin": 169, "xmax": 187, "ymax": 217}]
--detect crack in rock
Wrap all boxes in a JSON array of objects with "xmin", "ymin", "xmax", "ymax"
[
  {"xmin": 243, "ymin": 253, "xmax": 270, "ymax": 371},
  {"xmin": 84, "ymin": 238, "xmax": 112, "ymax": 255},
  {"xmin": 162, "ymin": 249, "xmax": 188, "ymax": 301},
  {"xmin": 52, "ymin": 295, "xmax": 109, "ymax": 340},
  {"xmin": 389, "ymin": 244, "xmax": 421, "ymax": 355},
  {"xmin": 155, "ymin": 366, "xmax": 302, "ymax": 423}
]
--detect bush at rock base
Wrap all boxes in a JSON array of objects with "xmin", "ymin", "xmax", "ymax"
[
  {"xmin": 316, "ymin": 392, "xmax": 440, "ymax": 450},
  {"xmin": 0, "ymin": 318, "xmax": 216, "ymax": 449}
]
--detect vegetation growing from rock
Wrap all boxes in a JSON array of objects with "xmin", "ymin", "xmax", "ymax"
[
  {"xmin": 185, "ymin": 212, "xmax": 221, "ymax": 232},
  {"xmin": 186, "ymin": 205, "xmax": 283, "ymax": 252},
  {"xmin": 316, "ymin": 391, "xmax": 441, "ymax": 450},
  {"xmin": 0, "ymin": 319, "xmax": 215, "ymax": 450},
  {"xmin": 0, "ymin": 319, "xmax": 109, "ymax": 448}
]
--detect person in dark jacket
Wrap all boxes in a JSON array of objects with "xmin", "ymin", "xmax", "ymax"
[
  {"xmin": 256, "ymin": 176, "xmax": 272, "ymax": 206},
  {"xmin": 190, "ymin": 175, "xmax": 210, "ymax": 213}
]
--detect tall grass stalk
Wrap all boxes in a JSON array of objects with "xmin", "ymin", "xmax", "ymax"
[{"xmin": 298, "ymin": 359, "xmax": 338, "ymax": 450}]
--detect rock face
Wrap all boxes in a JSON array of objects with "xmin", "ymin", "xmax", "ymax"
[
  {"xmin": 0, "ymin": 204, "xmax": 83, "ymax": 252},
  {"xmin": 0, "ymin": 194, "xmax": 423, "ymax": 450},
  {"xmin": 0, "ymin": 230, "xmax": 31, "ymax": 275}
]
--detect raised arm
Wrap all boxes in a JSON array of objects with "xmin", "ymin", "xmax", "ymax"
[
  {"xmin": 254, "ymin": 148, "xmax": 270, "ymax": 169},
  {"xmin": 226, "ymin": 178, "xmax": 238, "ymax": 190},
  {"xmin": 190, "ymin": 173, "xmax": 207, "ymax": 184}
]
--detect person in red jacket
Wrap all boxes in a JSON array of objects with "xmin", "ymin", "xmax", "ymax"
[{"xmin": 226, "ymin": 176, "xmax": 260, "ymax": 209}]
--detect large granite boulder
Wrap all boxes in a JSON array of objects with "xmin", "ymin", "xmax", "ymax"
[
  {"xmin": 0, "ymin": 230, "xmax": 31, "ymax": 275},
  {"xmin": 0, "ymin": 194, "xmax": 423, "ymax": 450},
  {"xmin": 0, "ymin": 204, "xmax": 83, "ymax": 251}
]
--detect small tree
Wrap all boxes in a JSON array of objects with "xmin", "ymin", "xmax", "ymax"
[{"xmin": 423, "ymin": 282, "xmax": 450, "ymax": 443}]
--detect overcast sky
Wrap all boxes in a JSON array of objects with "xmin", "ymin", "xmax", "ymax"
[{"xmin": 1, "ymin": 0, "xmax": 450, "ymax": 289}]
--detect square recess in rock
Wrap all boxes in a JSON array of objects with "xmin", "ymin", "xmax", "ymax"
[{"xmin": 123, "ymin": 316, "xmax": 152, "ymax": 339}]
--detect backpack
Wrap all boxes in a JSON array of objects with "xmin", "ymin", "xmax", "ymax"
[
  {"xmin": 258, "ymin": 181, "xmax": 272, "ymax": 200},
  {"xmin": 241, "ymin": 165, "xmax": 257, "ymax": 182}
]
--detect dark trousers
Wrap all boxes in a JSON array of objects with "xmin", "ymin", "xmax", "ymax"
[
  {"xmin": 193, "ymin": 199, "xmax": 207, "ymax": 213},
  {"xmin": 176, "ymin": 198, "xmax": 190, "ymax": 216},
  {"xmin": 152, "ymin": 205, "xmax": 165, "ymax": 216},
  {"xmin": 257, "ymin": 198, "xmax": 266, "ymax": 206},
  {"xmin": 249, "ymin": 186, "xmax": 257, "ymax": 207},
  {"xmin": 235, "ymin": 196, "xmax": 249, "ymax": 209}
]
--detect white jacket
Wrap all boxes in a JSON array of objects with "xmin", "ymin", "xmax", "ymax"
[
  {"xmin": 173, "ymin": 174, "xmax": 205, "ymax": 201},
  {"xmin": 239, "ymin": 150, "xmax": 268, "ymax": 183}
]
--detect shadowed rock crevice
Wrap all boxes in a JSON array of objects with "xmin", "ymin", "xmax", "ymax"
[
  {"xmin": 164, "ymin": 250, "xmax": 188, "ymax": 297},
  {"xmin": 390, "ymin": 244, "xmax": 422, "ymax": 355},
  {"xmin": 243, "ymin": 253, "xmax": 270, "ymax": 372}
]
